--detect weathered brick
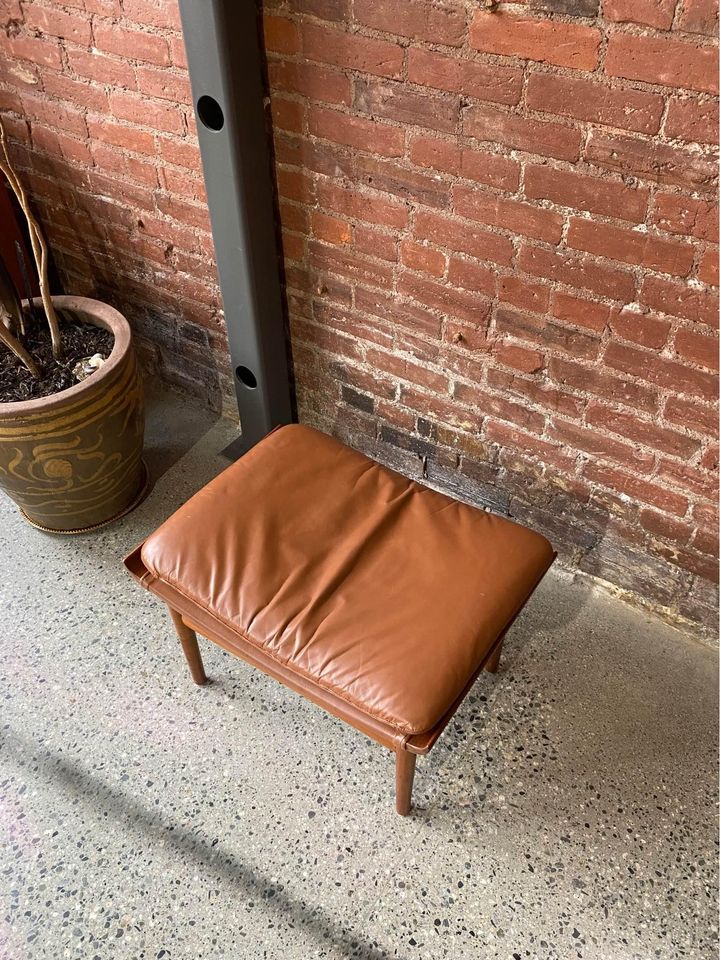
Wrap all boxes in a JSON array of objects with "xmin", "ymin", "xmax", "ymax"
[
  {"xmin": 524, "ymin": 163, "xmax": 648, "ymax": 223},
  {"xmin": 665, "ymin": 97, "xmax": 719, "ymax": 144},
  {"xmin": 93, "ymin": 22, "xmax": 170, "ymax": 66},
  {"xmin": 527, "ymin": 73, "xmax": 663, "ymax": 135},
  {"xmin": 586, "ymin": 402, "xmax": 701, "ymax": 458},
  {"xmin": 549, "ymin": 356, "xmax": 659, "ymax": 412},
  {"xmin": 413, "ymin": 209, "xmax": 514, "ymax": 266},
  {"xmin": 466, "ymin": 104, "xmax": 582, "ymax": 161},
  {"xmin": 302, "ymin": 21, "xmax": 403, "ymax": 79},
  {"xmin": 409, "ymin": 136, "xmax": 521, "ymax": 191},
  {"xmin": 605, "ymin": 32, "xmax": 719, "ymax": 95},
  {"xmin": 354, "ymin": 78, "xmax": 459, "ymax": 135},
  {"xmin": 454, "ymin": 185, "xmax": 563, "ymax": 244},
  {"xmin": 567, "ymin": 218, "xmax": 695, "ymax": 277},
  {"xmin": 602, "ymin": 0, "xmax": 676, "ymax": 29},
  {"xmin": 679, "ymin": 0, "xmax": 719, "ymax": 36},
  {"xmin": 408, "ymin": 48, "xmax": 522, "ymax": 106},
  {"xmin": 263, "ymin": 15, "xmax": 300, "ymax": 55},
  {"xmin": 25, "ymin": 5, "xmax": 93, "ymax": 45},
  {"xmin": 470, "ymin": 11, "xmax": 601, "ymax": 71},
  {"xmin": 651, "ymin": 194, "xmax": 718, "ymax": 242},
  {"xmin": 495, "ymin": 307, "xmax": 601, "ymax": 361},
  {"xmin": 549, "ymin": 418, "xmax": 655, "ymax": 471},
  {"xmin": 354, "ymin": 0, "xmax": 466, "ymax": 46},
  {"xmin": 308, "ymin": 106, "xmax": 404, "ymax": 157},
  {"xmin": 583, "ymin": 464, "xmax": 689, "ymax": 516},
  {"xmin": 664, "ymin": 395, "xmax": 717, "ymax": 436},
  {"xmin": 585, "ymin": 130, "xmax": 718, "ymax": 191},
  {"xmin": 674, "ymin": 328, "xmax": 719, "ymax": 371},
  {"xmin": 640, "ymin": 276, "xmax": 719, "ymax": 327},
  {"xmin": 698, "ymin": 247, "xmax": 719, "ymax": 286},
  {"xmin": 499, "ymin": 276, "xmax": 550, "ymax": 315},
  {"xmin": 268, "ymin": 60, "xmax": 351, "ymax": 106},
  {"xmin": 609, "ymin": 306, "xmax": 671, "ymax": 349},
  {"xmin": 518, "ymin": 244, "xmax": 637, "ymax": 302},
  {"xmin": 605, "ymin": 340, "xmax": 719, "ymax": 398}
]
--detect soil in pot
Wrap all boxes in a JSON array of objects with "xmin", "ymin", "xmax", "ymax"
[{"xmin": 0, "ymin": 308, "xmax": 114, "ymax": 402}]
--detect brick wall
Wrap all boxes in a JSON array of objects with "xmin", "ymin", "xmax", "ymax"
[{"xmin": 0, "ymin": 0, "xmax": 718, "ymax": 632}]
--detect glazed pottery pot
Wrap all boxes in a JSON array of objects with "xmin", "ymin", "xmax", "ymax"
[{"xmin": 0, "ymin": 295, "xmax": 145, "ymax": 533}]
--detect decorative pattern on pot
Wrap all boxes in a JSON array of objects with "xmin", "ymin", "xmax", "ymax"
[{"xmin": 0, "ymin": 296, "xmax": 146, "ymax": 533}]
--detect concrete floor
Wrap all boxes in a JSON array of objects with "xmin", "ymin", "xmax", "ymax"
[{"xmin": 1, "ymin": 386, "xmax": 717, "ymax": 960}]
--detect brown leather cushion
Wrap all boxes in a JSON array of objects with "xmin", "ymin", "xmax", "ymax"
[{"xmin": 141, "ymin": 425, "xmax": 553, "ymax": 737}]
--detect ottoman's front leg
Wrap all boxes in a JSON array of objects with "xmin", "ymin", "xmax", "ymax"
[
  {"xmin": 168, "ymin": 607, "xmax": 207, "ymax": 685},
  {"xmin": 395, "ymin": 749, "xmax": 417, "ymax": 815}
]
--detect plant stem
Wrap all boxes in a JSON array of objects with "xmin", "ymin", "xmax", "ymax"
[
  {"xmin": 0, "ymin": 308, "xmax": 40, "ymax": 377},
  {"xmin": 0, "ymin": 121, "xmax": 63, "ymax": 359}
]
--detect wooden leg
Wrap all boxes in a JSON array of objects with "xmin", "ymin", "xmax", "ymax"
[
  {"xmin": 484, "ymin": 637, "xmax": 504, "ymax": 674},
  {"xmin": 168, "ymin": 607, "xmax": 207, "ymax": 685},
  {"xmin": 395, "ymin": 749, "xmax": 417, "ymax": 816}
]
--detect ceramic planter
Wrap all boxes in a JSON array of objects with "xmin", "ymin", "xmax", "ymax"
[{"xmin": 0, "ymin": 295, "xmax": 145, "ymax": 533}]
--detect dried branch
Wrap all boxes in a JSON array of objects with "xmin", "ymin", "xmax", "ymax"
[
  {"xmin": 0, "ymin": 118, "xmax": 63, "ymax": 359},
  {"xmin": 0, "ymin": 305, "xmax": 40, "ymax": 377}
]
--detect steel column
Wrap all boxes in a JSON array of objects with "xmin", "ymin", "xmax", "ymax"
[{"xmin": 177, "ymin": 0, "xmax": 293, "ymax": 456}]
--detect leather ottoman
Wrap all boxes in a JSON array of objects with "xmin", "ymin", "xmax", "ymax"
[{"xmin": 125, "ymin": 425, "xmax": 554, "ymax": 814}]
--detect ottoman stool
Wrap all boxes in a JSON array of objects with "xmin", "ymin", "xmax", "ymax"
[{"xmin": 124, "ymin": 425, "xmax": 554, "ymax": 814}]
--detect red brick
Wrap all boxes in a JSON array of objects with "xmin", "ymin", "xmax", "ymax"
[
  {"xmin": 674, "ymin": 328, "xmax": 719, "ymax": 371},
  {"xmin": 263, "ymin": 15, "xmax": 300, "ymax": 54},
  {"xmin": 136, "ymin": 66, "xmax": 191, "ymax": 104},
  {"xmin": 398, "ymin": 272, "xmax": 491, "ymax": 326},
  {"xmin": 527, "ymin": 73, "xmax": 663, "ymax": 135},
  {"xmin": 315, "ymin": 180, "xmax": 408, "ymax": 228},
  {"xmin": 609, "ymin": 306, "xmax": 671, "ymax": 349},
  {"xmin": 698, "ymin": 248, "xmax": 719, "ymax": 286},
  {"xmin": 454, "ymin": 186, "xmax": 563, "ymax": 244},
  {"xmin": 93, "ymin": 22, "xmax": 170, "ymax": 66},
  {"xmin": 367, "ymin": 347, "xmax": 448, "ymax": 393},
  {"xmin": 446, "ymin": 258, "xmax": 496, "ymax": 297},
  {"xmin": 455, "ymin": 382, "xmax": 545, "ymax": 433},
  {"xmin": 487, "ymin": 368, "xmax": 583, "ymax": 419},
  {"xmin": 109, "ymin": 91, "xmax": 184, "ymax": 134},
  {"xmin": 586, "ymin": 402, "xmax": 701, "ymax": 458},
  {"xmin": 169, "ymin": 35, "xmax": 187, "ymax": 69},
  {"xmin": 356, "ymin": 286, "xmax": 442, "ymax": 338},
  {"xmin": 651, "ymin": 194, "xmax": 718, "ymax": 242},
  {"xmin": 270, "ymin": 96, "xmax": 304, "ymax": 134},
  {"xmin": 640, "ymin": 276, "xmax": 719, "ymax": 327},
  {"xmin": 679, "ymin": 0, "xmax": 719, "ymax": 35},
  {"xmin": 408, "ymin": 48, "xmax": 522, "ymax": 106},
  {"xmin": 354, "ymin": 0, "xmax": 466, "ymax": 46},
  {"xmin": 549, "ymin": 356, "xmax": 659, "ymax": 412},
  {"xmin": 67, "ymin": 48, "xmax": 137, "ymax": 88},
  {"xmin": 39, "ymin": 70, "xmax": 109, "ymax": 112},
  {"xmin": 122, "ymin": 0, "xmax": 181, "ymax": 28},
  {"xmin": 413, "ymin": 210, "xmax": 514, "ymax": 267},
  {"xmin": 496, "ymin": 307, "xmax": 601, "ymax": 361},
  {"xmin": 276, "ymin": 167, "xmax": 315, "ymax": 204},
  {"xmin": 311, "ymin": 211, "xmax": 352, "ymax": 245},
  {"xmin": 308, "ymin": 107, "xmax": 404, "ymax": 157},
  {"xmin": 568, "ymin": 219, "xmax": 695, "ymax": 278},
  {"xmin": 665, "ymin": 97, "xmax": 719, "ymax": 145},
  {"xmin": 664, "ymin": 395, "xmax": 717, "ymax": 435},
  {"xmin": 602, "ymin": 0, "xmax": 676, "ymax": 29},
  {"xmin": 639, "ymin": 510, "xmax": 693, "ymax": 545},
  {"xmin": 10, "ymin": 36, "xmax": 62, "ymax": 70},
  {"xmin": 518, "ymin": 244, "xmax": 636, "ymax": 302},
  {"xmin": 485, "ymin": 420, "xmax": 576, "ymax": 471},
  {"xmin": 25, "ymin": 5, "xmax": 93, "ymax": 45},
  {"xmin": 268, "ymin": 61, "xmax": 351, "ymax": 106},
  {"xmin": 524, "ymin": 164, "xmax": 648, "ymax": 223},
  {"xmin": 549, "ymin": 419, "xmax": 655, "ymax": 472},
  {"xmin": 355, "ymin": 155, "xmax": 450, "ymax": 208},
  {"xmin": 31, "ymin": 125, "xmax": 92, "ymax": 164},
  {"xmin": 470, "ymin": 11, "xmax": 601, "ymax": 71},
  {"xmin": 157, "ymin": 137, "xmax": 200, "ymax": 169},
  {"xmin": 409, "ymin": 136, "xmax": 520, "ymax": 192},
  {"xmin": 310, "ymin": 241, "xmax": 394, "ymax": 288},
  {"xmin": 583, "ymin": 463, "xmax": 689, "ymax": 516},
  {"xmin": 499, "ymin": 276, "xmax": 550, "ymax": 315},
  {"xmin": 605, "ymin": 340, "xmax": 718, "ymax": 399},
  {"xmin": 552, "ymin": 292, "xmax": 610, "ymax": 333},
  {"xmin": 22, "ymin": 94, "xmax": 87, "ymax": 137},
  {"xmin": 585, "ymin": 130, "xmax": 718, "ymax": 192},
  {"xmin": 466, "ymin": 104, "xmax": 582, "ymax": 162},
  {"xmin": 154, "ymin": 193, "xmax": 211, "ymax": 231},
  {"xmin": 605, "ymin": 32, "xmax": 718, "ymax": 96},
  {"xmin": 699, "ymin": 444, "xmax": 719, "ymax": 471},
  {"xmin": 87, "ymin": 118, "xmax": 155, "ymax": 154},
  {"xmin": 354, "ymin": 78, "xmax": 459, "ymax": 135},
  {"xmin": 493, "ymin": 342, "xmax": 544, "ymax": 374},
  {"xmin": 302, "ymin": 21, "xmax": 403, "ymax": 78},
  {"xmin": 656, "ymin": 459, "xmax": 718, "ymax": 500},
  {"xmin": 400, "ymin": 240, "xmax": 445, "ymax": 278}
]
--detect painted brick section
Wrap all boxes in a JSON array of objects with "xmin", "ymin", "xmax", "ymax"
[{"xmin": 0, "ymin": 0, "xmax": 717, "ymax": 634}]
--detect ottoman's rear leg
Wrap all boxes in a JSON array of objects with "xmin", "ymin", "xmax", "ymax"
[
  {"xmin": 484, "ymin": 636, "xmax": 504, "ymax": 674},
  {"xmin": 168, "ymin": 607, "xmax": 207, "ymax": 685},
  {"xmin": 395, "ymin": 750, "xmax": 417, "ymax": 816}
]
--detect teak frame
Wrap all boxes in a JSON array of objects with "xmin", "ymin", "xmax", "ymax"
[{"xmin": 125, "ymin": 545, "xmax": 554, "ymax": 815}]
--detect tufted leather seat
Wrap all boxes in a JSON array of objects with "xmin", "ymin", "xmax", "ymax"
[{"xmin": 126, "ymin": 424, "xmax": 554, "ymax": 812}]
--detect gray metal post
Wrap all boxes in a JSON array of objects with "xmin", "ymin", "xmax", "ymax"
[{"xmin": 177, "ymin": 0, "xmax": 294, "ymax": 457}]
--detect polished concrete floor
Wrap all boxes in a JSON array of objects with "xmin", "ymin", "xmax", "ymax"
[{"xmin": 1, "ymin": 386, "xmax": 717, "ymax": 960}]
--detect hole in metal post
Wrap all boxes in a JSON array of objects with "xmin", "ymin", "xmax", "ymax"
[
  {"xmin": 197, "ymin": 95, "xmax": 224, "ymax": 131},
  {"xmin": 235, "ymin": 365, "xmax": 257, "ymax": 389}
]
